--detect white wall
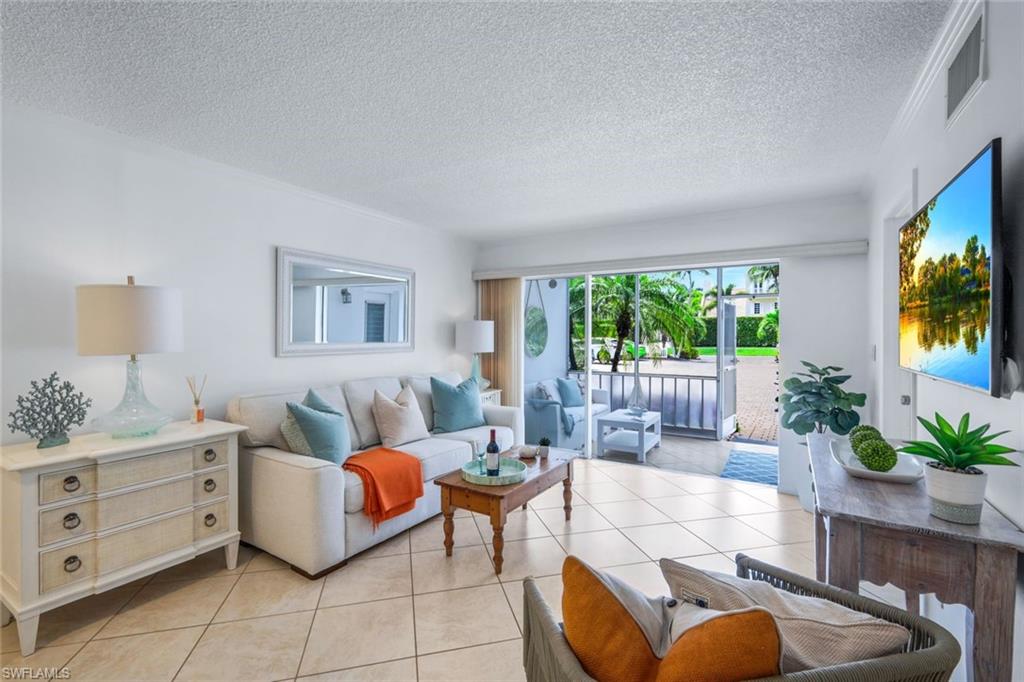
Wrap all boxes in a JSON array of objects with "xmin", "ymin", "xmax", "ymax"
[
  {"xmin": 1, "ymin": 106, "xmax": 476, "ymax": 444},
  {"xmin": 477, "ymin": 193, "xmax": 871, "ymax": 497},
  {"xmin": 867, "ymin": 0, "xmax": 1024, "ymax": 528},
  {"xmin": 778, "ymin": 254, "xmax": 869, "ymax": 499},
  {"xmin": 524, "ymin": 278, "xmax": 569, "ymax": 385}
]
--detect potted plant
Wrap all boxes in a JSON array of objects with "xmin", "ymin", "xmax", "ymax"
[
  {"xmin": 899, "ymin": 413, "xmax": 1018, "ymax": 524},
  {"xmin": 780, "ymin": 361, "xmax": 866, "ymax": 441},
  {"xmin": 537, "ymin": 437, "xmax": 551, "ymax": 459}
]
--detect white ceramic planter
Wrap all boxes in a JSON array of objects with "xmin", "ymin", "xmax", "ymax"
[{"xmin": 923, "ymin": 463, "xmax": 987, "ymax": 524}]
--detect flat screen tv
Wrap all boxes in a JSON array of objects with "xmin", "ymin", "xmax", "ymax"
[{"xmin": 898, "ymin": 138, "xmax": 1003, "ymax": 396}]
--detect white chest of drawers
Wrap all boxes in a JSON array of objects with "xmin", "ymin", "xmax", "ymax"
[{"xmin": 0, "ymin": 420, "xmax": 247, "ymax": 655}]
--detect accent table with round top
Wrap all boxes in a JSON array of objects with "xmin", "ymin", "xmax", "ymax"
[{"xmin": 433, "ymin": 448, "xmax": 576, "ymax": 575}]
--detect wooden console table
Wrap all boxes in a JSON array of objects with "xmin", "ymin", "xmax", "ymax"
[{"xmin": 808, "ymin": 436, "xmax": 1024, "ymax": 682}]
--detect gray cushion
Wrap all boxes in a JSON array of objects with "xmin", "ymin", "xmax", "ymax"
[
  {"xmin": 401, "ymin": 372, "xmax": 462, "ymax": 431},
  {"xmin": 437, "ymin": 425, "xmax": 515, "ymax": 453},
  {"xmin": 228, "ymin": 385, "xmax": 354, "ymax": 451},
  {"xmin": 342, "ymin": 437, "xmax": 471, "ymax": 513},
  {"xmin": 343, "ymin": 376, "xmax": 403, "ymax": 448}
]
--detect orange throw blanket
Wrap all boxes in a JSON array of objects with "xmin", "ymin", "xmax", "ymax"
[{"xmin": 343, "ymin": 448, "xmax": 424, "ymax": 529}]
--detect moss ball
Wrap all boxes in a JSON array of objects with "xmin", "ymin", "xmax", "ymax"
[
  {"xmin": 856, "ymin": 439, "xmax": 898, "ymax": 472},
  {"xmin": 850, "ymin": 429, "xmax": 883, "ymax": 452},
  {"xmin": 849, "ymin": 424, "xmax": 881, "ymax": 440}
]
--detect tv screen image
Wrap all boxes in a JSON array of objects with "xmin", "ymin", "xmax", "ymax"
[{"xmin": 898, "ymin": 140, "xmax": 1002, "ymax": 394}]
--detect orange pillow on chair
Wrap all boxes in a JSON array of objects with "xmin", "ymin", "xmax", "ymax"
[{"xmin": 561, "ymin": 555, "xmax": 781, "ymax": 682}]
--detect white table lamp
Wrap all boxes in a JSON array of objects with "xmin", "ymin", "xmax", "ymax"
[
  {"xmin": 76, "ymin": 276, "xmax": 183, "ymax": 438},
  {"xmin": 456, "ymin": 320, "xmax": 494, "ymax": 390}
]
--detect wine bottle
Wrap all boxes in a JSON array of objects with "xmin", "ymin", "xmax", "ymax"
[{"xmin": 486, "ymin": 429, "xmax": 500, "ymax": 476}]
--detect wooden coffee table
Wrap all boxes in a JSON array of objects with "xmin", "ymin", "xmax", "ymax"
[{"xmin": 434, "ymin": 448, "xmax": 576, "ymax": 575}]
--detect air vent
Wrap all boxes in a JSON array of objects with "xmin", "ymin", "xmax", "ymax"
[{"xmin": 947, "ymin": 16, "xmax": 983, "ymax": 120}]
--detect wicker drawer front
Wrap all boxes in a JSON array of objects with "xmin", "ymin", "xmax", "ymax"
[
  {"xmin": 39, "ymin": 466, "xmax": 97, "ymax": 505},
  {"xmin": 97, "ymin": 511, "xmax": 193, "ymax": 575},
  {"xmin": 193, "ymin": 469, "xmax": 229, "ymax": 503},
  {"xmin": 97, "ymin": 478, "xmax": 193, "ymax": 531},
  {"xmin": 193, "ymin": 441, "xmax": 228, "ymax": 470},
  {"xmin": 96, "ymin": 449, "xmax": 192, "ymax": 492},
  {"xmin": 40, "ymin": 539, "xmax": 97, "ymax": 593},
  {"xmin": 39, "ymin": 500, "xmax": 98, "ymax": 547},
  {"xmin": 194, "ymin": 500, "xmax": 228, "ymax": 540}
]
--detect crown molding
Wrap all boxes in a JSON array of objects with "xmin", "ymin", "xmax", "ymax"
[
  {"xmin": 472, "ymin": 240, "xmax": 869, "ymax": 280},
  {"xmin": 881, "ymin": 0, "xmax": 984, "ymax": 147}
]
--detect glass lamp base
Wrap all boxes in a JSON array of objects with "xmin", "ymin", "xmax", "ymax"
[
  {"xmin": 93, "ymin": 359, "xmax": 173, "ymax": 438},
  {"xmin": 470, "ymin": 354, "xmax": 492, "ymax": 390}
]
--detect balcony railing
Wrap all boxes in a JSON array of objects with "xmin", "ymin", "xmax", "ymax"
[{"xmin": 568, "ymin": 370, "xmax": 718, "ymax": 435}]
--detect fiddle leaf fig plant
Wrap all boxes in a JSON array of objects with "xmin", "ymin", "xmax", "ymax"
[
  {"xmin": 780, "ymin": 361, "xmax": 866, "ymax": 436},
  {"xmin": 899, "ymin": 413, "xmax": 1019, "ymax": 471}
]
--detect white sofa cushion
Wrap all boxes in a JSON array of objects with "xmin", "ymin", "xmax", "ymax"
[
  {"xmin": 372, "ymin": 386, "xmax": 430, "ymax": 447},
  {"xmin": 439, "ymin": 425, "xmax": 515, "ymax": 453},
  {"xmin": 343, "ymin": 437, "xmax": 471, "ymax": 513},
  {"xmin": 343, "ymin": 376, "xmax": 403, "ymax": 448},
  {"xmin": 401, "ymin": 372, "xmax": 462, "ymax": 431},
  {"xmin": 228, "ymin": 385, "xmax": 354, "ymax": 450}
]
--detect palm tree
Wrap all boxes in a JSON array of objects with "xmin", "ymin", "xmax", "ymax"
[
  {"xmin": 701, "ymin": 283, "xmax": 736, "ymax": 314},
  {"xmin": 747, "ymin": 264, "xmax": 780, "ymax": 292},
  {"xmin": 570, "ymin": 273, "xmax": 704, "ymax": 372}
]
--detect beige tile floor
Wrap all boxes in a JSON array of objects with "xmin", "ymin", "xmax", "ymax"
[{"xmin": 1, "ymin": 458, "xmax": 903, "ymax": 681}]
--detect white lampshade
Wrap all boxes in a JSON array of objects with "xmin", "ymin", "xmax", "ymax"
[
  {"xmin": 76, "ymin": 284, "xmax": 184, "ymax": 356},
  {"xmin": 455, "ymin": 320, "xmax": 494, "ymax": 354}
]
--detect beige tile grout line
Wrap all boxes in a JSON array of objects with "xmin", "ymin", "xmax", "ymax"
[
  {"xmin": 170, "ymin": 566, "xmax": 252, "ymax": 681},
  {"xmin": 292, "ymin": 556, "xmax": 329, "ymax": 681},
  {"xmin": 58, "ymin": 565, "xmax": 163, "ymax": 673},
  {"xmin": 406, "ymin": 532, "xmax": 420, "ymax": 682}
]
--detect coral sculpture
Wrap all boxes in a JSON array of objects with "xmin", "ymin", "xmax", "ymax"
[
  {"xmin": 7, "ymin": 372, "xmax": 92, "ymax": 448},
  {"xmin": 856, "ymin": 439, "xmax": 898, "ymax": 472}
]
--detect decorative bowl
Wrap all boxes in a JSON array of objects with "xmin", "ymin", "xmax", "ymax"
[
  {"xmin": 829, "ymin": 438, "xmax": 924, "ymax": 484},
  {"xmin": 461, "ymin": 457, "xmax": 528, "ymax": 485}
]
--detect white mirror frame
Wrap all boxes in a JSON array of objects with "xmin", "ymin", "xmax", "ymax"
[{"xmin": 276, "ymin": 246, "xmax": 415, "ymax": 357}]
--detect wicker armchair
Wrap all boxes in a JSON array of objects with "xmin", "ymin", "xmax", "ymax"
[{"xmin": 522, "ymin": 554, "xmax": 961, "ymax": 682}]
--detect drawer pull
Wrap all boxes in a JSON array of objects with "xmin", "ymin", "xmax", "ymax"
[
  {"xmin": 203, "ymin": 478, "xmax": 217, "ymax": 493},
  {"xmin": 62, "ymin": 512, "xmax": 82, "ymax": 530},
  {"xmin": 62, "ymin": 475, "xmax": 81, "ymax": 493},
  {"xmin": 204, "ymin": 513, "xmax": 217, "ymax": 528},
  {"xmin": 64, "ymin": 555, "xmax": 82, "ymax": 573},
  {"xmin": 203, "ymin": 448, "xmax": 217, "ymax": 463}
]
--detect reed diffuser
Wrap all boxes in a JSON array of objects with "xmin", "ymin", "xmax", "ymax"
[{"xmin": 186, "ymin": 375, "xmax": 207, "ymax": 424}]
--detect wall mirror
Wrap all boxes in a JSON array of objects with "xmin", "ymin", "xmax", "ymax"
[{"xmin": 277, "ymin": 247, "xmax": 414, "ymax": 356}]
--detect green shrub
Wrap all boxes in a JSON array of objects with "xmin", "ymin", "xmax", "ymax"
[
  {"xmin": 855, "ymin": 439, "xmax": 898, "ymax": 472},
  {"xmin": 697, "ymin": 316, "xmax": 778, "ymax": 349}
]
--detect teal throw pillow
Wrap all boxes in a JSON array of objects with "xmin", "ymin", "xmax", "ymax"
[
  {"xmin": 556, "ymin": 377, "xmax": 585, "ymax": 407},
  {"xmin": 431, "ymin": 377, "xmax": 485, "ymax": 433},
  {"xmin": 282, "ymin": 389, "xmax": 352, "ymax": 465}
]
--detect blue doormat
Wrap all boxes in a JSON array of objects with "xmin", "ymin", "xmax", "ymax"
[{"xmin": 720, "ymin": 450, "xmax": 778, "ymax": 486}]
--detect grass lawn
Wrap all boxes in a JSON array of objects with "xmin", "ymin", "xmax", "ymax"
[{"xmin": 696, "ymin": 346, "xmax": 778, "ymax": 357}]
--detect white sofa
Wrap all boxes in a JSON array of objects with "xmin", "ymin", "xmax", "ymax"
[{"xmin": 226, "ymin": 372, "xmax": 523, "ymax": 577}]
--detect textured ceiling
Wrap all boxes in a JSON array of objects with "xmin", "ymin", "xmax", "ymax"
[{"xmin": 3, "ymin": 1, "xmax": 949, "ymax": 240}]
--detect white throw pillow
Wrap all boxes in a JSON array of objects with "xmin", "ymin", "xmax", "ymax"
[
  {"xmin": 659, "ymin": 558, "xmax": 909, "ymax": 672},
  {"xmin": 372, "ymin": 385, "xmax": 430, "ymax": 448}
]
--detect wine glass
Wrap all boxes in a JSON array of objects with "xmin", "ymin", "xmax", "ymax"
[{"xmin": 472, "ymin": 440, "xmax": 485, "ymax": 474}]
